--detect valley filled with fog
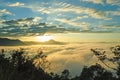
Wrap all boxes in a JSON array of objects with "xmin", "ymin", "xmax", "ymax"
[{"xmin": 0, "ymin": 42, "xmax": 119, "ymax": 76}]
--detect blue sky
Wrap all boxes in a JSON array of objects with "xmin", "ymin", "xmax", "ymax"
[{"xmin": 0, "ymin": 0, "xmax": 120, "ymax": 41}]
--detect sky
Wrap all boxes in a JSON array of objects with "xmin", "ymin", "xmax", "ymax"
[{"xmin": 0, "ymin": 0, "xmax": 120, "ymax": 42}]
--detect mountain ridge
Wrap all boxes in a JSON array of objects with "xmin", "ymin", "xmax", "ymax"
[
  {"xmin": 0, "ymin": 38, "xmax": 65, "ymax": 46},
  {"xmin": 0, "ymin": 38, "xmax": 25, "ymax": 46}
]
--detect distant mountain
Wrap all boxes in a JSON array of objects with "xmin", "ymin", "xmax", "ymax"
[
  {"xmin": 0, "ymin": 38, "xmax": 65, "ymax": 46},
  {"xmin": 25, "ymin": 39, "xmax": 66, "ymax": 45},
  {"xmin": 0, "ymin": 38, "xmax": 25, "ymax": 46},
  {"xmin": 43, "ymin": 39, "xmax": 65, "ymax": 44}
]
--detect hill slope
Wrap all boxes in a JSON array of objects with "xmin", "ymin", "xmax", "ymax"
[{"xmin": 0, "ymin": 38, "xmax": 25, "ymax": 46}]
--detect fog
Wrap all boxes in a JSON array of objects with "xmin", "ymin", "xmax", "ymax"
[{"xmin": 0, "ymin": 42, "xmax": 119, "ymax": 76}]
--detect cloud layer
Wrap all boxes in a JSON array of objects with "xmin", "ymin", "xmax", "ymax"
[
  {"xmin": 2, "ymin": 42, "xmax": 118, "ymax": 76},
  {"xmin": 0, "ymin": 0, "xmax": 120, "ymax": 37}
]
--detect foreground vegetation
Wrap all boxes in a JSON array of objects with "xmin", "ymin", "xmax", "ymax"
[{"xmin": 0, "ymin": 45, "xmax": 120, "ymax": 80}]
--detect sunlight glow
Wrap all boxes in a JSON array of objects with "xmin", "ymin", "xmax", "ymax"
[{"xmin": 36, "ymin": 35, "xmax": 53, "ymax": 42}]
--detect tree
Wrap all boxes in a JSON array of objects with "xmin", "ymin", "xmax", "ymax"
[
  {"xmin": 91, "ymin": 45, "xmax": 120, "ymax": 70},
  {"xmin": 33, "ymin": 50, "xmax": 50, "ymax": 71},
  {"xmin": 60, "ymin": 69, "xmax": 70, "ymax": 80},
  {"xmin": 79, "ymin": 63, "xmax": 116, "ymax": 80},
  {"xmin": 0, "ymin": 48, "xmax": 52, "ymax": 80},
  {"xmin": 91, "ymin": 45, "xmax": 120, "ymax": 79}
]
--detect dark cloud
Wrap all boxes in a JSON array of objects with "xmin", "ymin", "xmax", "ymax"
[
  {"xmin": 0, "ymin": 17, "xmax": 82, "ymax": 37},
  {"xmin": 1, "ymin": 15, "xmax": 120, "ymax": 37}
]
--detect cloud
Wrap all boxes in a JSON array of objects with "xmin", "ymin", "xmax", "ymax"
[
  {"xmin": 93, "ymin": 23, "xmax": 120, "ymax": 33},
  {"xmin": 0, "ymin": 17, "xmax": 82, "ymax": 37},
  {"xmin": 0, "ymin": 0, "xmax": 119, "ymax": 37},
  {"xmin": 106, "ymin": 0, "xmax": 120, "ymax": 6},
  {"xmin": 56, "ymin": 18, "xmax": 90, "ymax": 30},
  {"xmin": 6, "ymin": 42, "xmax": 111, "ymax": 76},
  {"xmin": 75, "ymin": 15, "xmax": 89, "ymax": 20},
  {"xmin": 37, "ymin": 7, "xmax": 51, "ymax": 14},
  {"xmin": 82, "ymin": 0, "xmax": 120, "ymax": 6},
  {"xmin": 28, "ymin": 2, "xmax": 109, "ymax": 20},
  {"xmin": 2, "ymin": 17, "xmax": 42, "ymax": 27},
  {"xmin": 102, "ymin": 25, "xmax": 120, "ymax": 29},
  {"xmin": 106, "ymin": 10, "xmax": 120, "ymax": 16},
  {"xmin": 81, "ymin": 0, "xmax": 104, "ymax": 4},
  {"xmin": 45, "ymin": 43, "xmax": 115, "ymax": 76},
  {"xmin": 100, "ymin": 23, "xmax": 120, "ymax": 32},
  {"xmin": 38, "ymin": 5, "xmax": 108, "ymax": 19},
  {"xmin": 8, "ymin": 2, "xmax": 24, "ymax": 7},
  {"xmin": 33, "ymin": 17, "xmax": 42, "ymax": 23},
  {"xmin": 0, "ymin": 15, "xmax": 119, "ymax": 37},
  {"xmin": 0, "ymin": 9, "xmax": 12, "ymax": 15}
]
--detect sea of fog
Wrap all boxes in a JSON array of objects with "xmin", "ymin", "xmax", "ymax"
[{"xmin": 0, "ymin": 42, "xmax": 120, "ymax": 76}]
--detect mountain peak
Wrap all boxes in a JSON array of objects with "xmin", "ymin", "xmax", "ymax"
[
  {"xmin": 41, "ymin": 39, "xmax": 65, "ymax": 45},
  {"xmin": 46, "ymin": 39, "xmax": 56, "ymax": 42}
]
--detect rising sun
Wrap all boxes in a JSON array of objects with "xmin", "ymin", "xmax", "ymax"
[{"xmin": 36, "ymin": 35, "xmax": 53, "ymax": 42}]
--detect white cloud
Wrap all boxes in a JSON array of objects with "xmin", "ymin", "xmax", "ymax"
[
  {"xmin": 66, "ymin": 15, "xmax": 89, "ymax": 22},
  {"xmin": 33, "ymin": 2, "xmax": 109, "ymax": 20},
  {"xmin": 82, "ymin": 8, "xmax": 106, "ymax": 19},
  {"xmin": 76, "ymin": 15, "xmax": 89, "ymax": 20},
  {"xmin": 0, "ymin": 9, "xmax": 12, "ymax": 15},
  {"xmin": 33, "ymin": 17, "xmax": 42, "ymax": 24},
  {"xmin": 9, "ymin": 2, "xmax": 24, "ymax": 7},
  {"xmin": 82, "ymin": 0, "xmax": 104, "ymax": 4},
  {"xmin": 25, "ymin": 1, "xmax": 110, "ymax": 20},
  {"xmin": 106, "ymin": 0, "xmax": 120, "ymax": 6},
  {"xmin": 56, "ymin": 18, "xmax": 90, "ymax": 29},
  {"xmin": 37, "ymin": 7, "xmax": 51, "ymax": 14}
]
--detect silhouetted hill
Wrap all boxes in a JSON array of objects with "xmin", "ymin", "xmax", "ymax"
[{"xmin": 0, "ymin": 38, "xmax": 25, "ymax": 46}]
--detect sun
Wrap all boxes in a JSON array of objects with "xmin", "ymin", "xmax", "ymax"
[{"xmin": 36, "ymin": 35, "xmax": 53, "ymax": 42}]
